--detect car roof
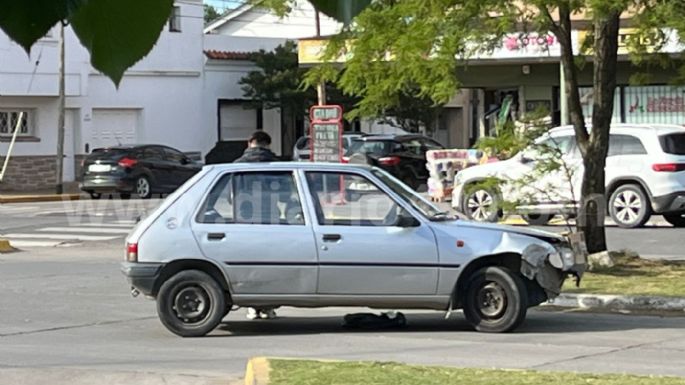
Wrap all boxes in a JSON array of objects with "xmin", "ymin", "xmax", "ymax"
[
  {"xmin": 203, "ymin": 162, "xmax": 373, "ymax": 172},
  {"xmin": 354, "ymin": 134, "xmax": 431, "ymax": 142},
  {"xmin": 549, "ymin": 123, "xmax": 685, "ymax": 136}
]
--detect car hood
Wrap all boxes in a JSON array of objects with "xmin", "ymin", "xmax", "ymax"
[{"xmin": 433, "ymin": 219, "xmax": 565, "ymax": 245}]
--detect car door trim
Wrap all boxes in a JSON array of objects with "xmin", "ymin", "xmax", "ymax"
[{"xmin": 224, "ymin": 261, "xmax": 460, "ymax": 268}]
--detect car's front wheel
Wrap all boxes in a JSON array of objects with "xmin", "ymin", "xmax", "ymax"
[
  {"xmin": 462, "ymin": 266, "xmax": 527, "ymax": 333},
  {"xmin": 88, "ymin": 191, "xmax": 101, "ymax": 200},
  {"xmin": 156, "ymin": 270, "xmax": 227, "ymax": 337},
  {"xmin": 663, "ymin": 213, "xmax": 685, "ymax": 228},
  {"xmin": 522, "ymin": 213, "xmax": 553, "ymax": 226},
  {"xmin": 462, "ymin": 186, "xmax": 501, "ymax": 223},
  {"xmin": 609, "ymin": 184, "xmax": 652, "ymax": 228}
]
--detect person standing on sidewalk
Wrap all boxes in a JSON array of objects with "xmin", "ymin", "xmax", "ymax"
[{"xmin": 234, "ymin": 130, "xmax": 278, "ymax": 320}]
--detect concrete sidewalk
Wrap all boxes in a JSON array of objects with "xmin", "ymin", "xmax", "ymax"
[{"xmin": 0, "ymin": 182, "xmax": 83, "ymax": 203}]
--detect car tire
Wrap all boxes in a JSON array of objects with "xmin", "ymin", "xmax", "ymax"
[
  {"xmin": 609, "ymin": 184, "xmax": 652, "ymax": 228},
  {"xmin": 663, "ymin": 213, "xmax": 685, "ymax": 228},
  {"xmin": 135, "ymin": 176, "xmax": 153, "ymax": 199},
  {"xmin": 463, "ymin": 266, "xmax": 528, "ymax": 333},
  {"xmin": 522, "ymin": 213, "xmax": 553, "ymax": 226},
  {"xmin": 156, "ymin": 270, "xmax": 227, "ymax": 337},
  {"xmin": 462, "ymin": 185, "xmax": 501, "ymax": 223},
  {"xmin": 88, "ymin": 191, "xmax": 101, "ymax": 200}
]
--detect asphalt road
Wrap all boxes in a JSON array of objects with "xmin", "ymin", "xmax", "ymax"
[{"xmin": 1, "ymin": 246, "xmax": 685, "ymax": 384}]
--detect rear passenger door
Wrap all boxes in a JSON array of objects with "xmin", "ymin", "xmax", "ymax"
[
  {"xmin": 191, "ymin": 170, "xmax": 318, "ymax": 295},
  {"xmin": 140, "ymin": 146, "xmax": 169, "ymax": 190},
  {"xmin": 605, "ymin": 134, "xmax": 650, "ymax": 188}
]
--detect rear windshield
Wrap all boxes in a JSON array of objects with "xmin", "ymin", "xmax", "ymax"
[
  {"xmin": 348, "ymin": 140, "xmax": 393, "ymax": 156},
  {"xmin": 659, "ymin": 133, "xmax": 685, "ymax": 155},
  {"xmin": 90, "ymin": 148, "xmax": 129, "ymax": 156}
]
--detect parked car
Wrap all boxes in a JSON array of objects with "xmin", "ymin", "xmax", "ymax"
[
  {"xmin": 344, "ymin": 134, "xmax": 445, "ymax": 190},
  {"xmin": 80, "ymin": 145, "xmax": 201, "ymax": 199},
  {"xmin": 292, "ymin": 132, "xmax": 366, "ymax": 161},
  {"xmin": 453, "ymin": 124, "xmax": 685, "ymax": 228},
  {"xmin": 121, "ymin": 162, "xmax": 586, "ymax": 337}
]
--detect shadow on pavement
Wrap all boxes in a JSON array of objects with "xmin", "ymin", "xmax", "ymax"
[{"xmin": 212, "ymin": 310, "xmax": 685, "ymax": 337}]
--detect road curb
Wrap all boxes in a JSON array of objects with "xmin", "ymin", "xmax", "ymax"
[
  {"xmin": 0, "ymin": 194, "xmax": 81, "ymax": 204},
  {"xmin": 244, "ymin": 357, "xmax": 271, "ymax": 385},
  {"xmin": 0, "ymin": 238, "xmax": 16, "ymax": 253},
  {"xmin": 547, "ymin": 293, "xmax": 685, "ymax": 313}
]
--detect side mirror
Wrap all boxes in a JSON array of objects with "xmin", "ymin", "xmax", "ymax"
[
  {"xmin": 520, "ymin": 154, "xmax": 535, "ymax": 164},
  {"xmin": 396, "ymin": 213, "xmax": 421, "ymax": 228}
]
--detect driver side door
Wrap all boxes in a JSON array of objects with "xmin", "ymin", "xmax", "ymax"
[{"xmin": 303, "ymin": 171, "xmax": 439, "ymax": 295}]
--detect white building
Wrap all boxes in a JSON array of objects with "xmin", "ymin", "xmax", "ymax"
[{"xmin": 1, "ymin": 0, "xmax": 206, "ymax": 191}]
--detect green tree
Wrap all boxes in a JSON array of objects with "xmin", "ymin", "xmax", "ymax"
[
  {"xmin": 204, "ymin": 4, "xmax": 222, "ymax": 24},
  {"xmin": 0, "ymin": 0, "xmax": 174, "ymax": 86},
  {"xmin": 276, "ymin": 0, "xmax": 685, "ymax": 253}
]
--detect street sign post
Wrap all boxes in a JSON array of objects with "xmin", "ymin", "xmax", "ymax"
[{"xmin": 309, "ymin": 105, "xmax": 343, "ymax": 163}]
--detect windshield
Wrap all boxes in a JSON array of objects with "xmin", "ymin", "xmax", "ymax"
[
  {"xmin": 371, "ymin": 168, "xmax": 452, "ymax": 221},
  {"xmin": 348, "ymin": 140, "xmax": 393, "ymax": 156}
]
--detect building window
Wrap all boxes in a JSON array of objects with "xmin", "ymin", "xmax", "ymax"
[
  {"xmin": 169, "ymin": 6, "xmax": 182, "ymax": 32},
  {"xmin": 0, "ymin": 110, "xmax": 31, "ymax": 137}
]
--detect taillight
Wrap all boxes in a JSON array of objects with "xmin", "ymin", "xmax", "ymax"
[
  {"xmin": 341, "ymin": 156, "xmax": 349, "ymax": 163},
  {"xmin": 118, "ymin": 157, "xmax": 138, "ymax": 168},
  {"xmin": 652, "ymin": 163, "xmax": 685, "ymax": 172},
  {"xmin": 378, "ymin": 156, "xmax": 401, "ymax": 166},
  {"xmin": 126, "ymin": 243, "xmax": 138, "ymax": 262}
]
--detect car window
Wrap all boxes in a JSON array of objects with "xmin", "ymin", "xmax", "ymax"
[
  {"xmin": 403, "ymin": 140, "xmax": 424, "ymax": 155},
  {"xmin": 196, "ymin": 171, "xmax": 304, "ymax": 225},
  {"xmin": 659, "ymin": 133, "xmax": 685, "ymax": 155},
  {"xmin": 305, "ymin": 172, "xmax": 408, "ymax": 226},
  {"xmin": 347, "ymin": 140, "xmax": 392, "ymax": 156},
  {"xmin": 143, "ymin": 147, "xmax": 164, "ymax": 160},
  {"xmin": 420, "ymin": 138, "xmax": 444, "ymax": 150},
  {"xmin": 163, "ymin": 147, "xmax": 185, "ymax": 163},
  {"xmin": 608, "ymin": 135, "xmax": 647, "ymax": 156}
]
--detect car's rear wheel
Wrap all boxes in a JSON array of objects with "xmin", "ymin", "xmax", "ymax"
[
  {"xmin": 136, "ymin": 176, "xmax": 152, "ymax": 199},
  {"xmin": 463, "ymin": 266, "xmax": 527, "ymax": 333},
  {"xmin": 522, "ymin": 213, "xmax": 553, "ymax": 226},
  {"xmin": 462, "ymin": 186, "xmax": 501, "ymax": 223},
  {"xmin": 156, "ymin": 270, "xmax": 226, "ymax": 337},
  {"xmin": 609, "ymin": 184, "xmax": 652, "ymax": 228},
  {"xmin": 663, "ymin": 213, "xmax": 685, "ymax": 228}
]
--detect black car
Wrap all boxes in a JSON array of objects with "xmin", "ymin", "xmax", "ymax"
[
  {"xmin": 344, "ymin": 134, "xmax": 445, "ymax": 190},
  {"xmin": 80, "ymin": 145, "xmax": 201, "ymax": 199}
]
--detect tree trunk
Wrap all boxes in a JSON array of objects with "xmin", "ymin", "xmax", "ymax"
[{"xmin": 578, "ymin": 12, "xmax": 621, "ymax": 253}]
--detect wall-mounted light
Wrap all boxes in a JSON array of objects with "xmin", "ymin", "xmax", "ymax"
[{"xmin": 522, "ymin": 65, "xmax": 531, "ymax": 75}]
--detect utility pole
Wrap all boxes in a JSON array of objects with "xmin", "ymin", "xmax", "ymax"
[
  {"xmin": 315, "ymin": 10, "xmax": 326, "ymax": 106},
  {"xmin": 56, "ymin": 22, "xmax": 66, "ymax": 194}
]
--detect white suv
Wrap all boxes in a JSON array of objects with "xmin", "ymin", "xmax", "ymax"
[{"xmin": 452, "ymin": 124, "xmax": 685, "ymax": 228}]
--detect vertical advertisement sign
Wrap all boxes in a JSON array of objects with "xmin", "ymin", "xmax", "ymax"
[{"xmin": 309, "ymin": 105, "xmax": 343, "ymax": 163}]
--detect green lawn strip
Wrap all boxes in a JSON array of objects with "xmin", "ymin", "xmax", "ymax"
[
  {"xmin": 268, "ymin": 360, "xmax": 685, "ymax": 385},
  {"xmin": 563, "ymin": 255, "xmax": 685, "ymax": 297}
]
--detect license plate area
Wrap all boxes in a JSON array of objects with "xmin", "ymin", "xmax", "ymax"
[{"xmin": 89, "ymin": 164, "xmax": 112, "ymax": 173}]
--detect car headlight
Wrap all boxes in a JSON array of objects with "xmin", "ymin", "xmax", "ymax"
[{"xmin": 559, "ymin": 247, "xmax": 575, "ymax": 270}]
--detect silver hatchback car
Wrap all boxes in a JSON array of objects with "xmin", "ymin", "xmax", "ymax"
[{"xmin": 121, "ymin": 162, "xmax": 586, "ymax": 337}]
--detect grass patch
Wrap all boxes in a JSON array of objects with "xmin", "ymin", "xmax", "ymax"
[
  {"xmin": 564, "ymin": 254, "xmax": 685, "ymax": 297},
  {"xmin": 268, "ymin": 360, "xmax": 685, "ymax": 385}
]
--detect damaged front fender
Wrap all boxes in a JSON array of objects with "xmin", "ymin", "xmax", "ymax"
[{"xmin": 520, "ymin": 243, "xmax": 566, "ymax": 299}]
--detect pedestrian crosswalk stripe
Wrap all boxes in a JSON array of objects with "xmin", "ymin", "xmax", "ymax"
[
  {"xmin": 37, "ymin": 227, "xmax": 131, "ymax": 234},
  {"xmin": 112, "ymin": 220, "xmax": 138, "ymax": 225},
  {"xmin": 8, "ymin": 240, "xmax": 64, "ymax": 248},
  {"xmin": 4, "ymin": 233, "xmax": 121, "ymax": 241}
]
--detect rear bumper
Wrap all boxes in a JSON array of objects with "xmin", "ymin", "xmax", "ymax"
[
  {"xmin": 121, "ymin": 262, "xmax": 164, "ymax": 297},
  {"xmin": 80, "ymin": 175, "xmax": 134, "ymax": 193},
  {"xmin": 652, "ymin": 191, "xmax": 685, "ymax": 214}
]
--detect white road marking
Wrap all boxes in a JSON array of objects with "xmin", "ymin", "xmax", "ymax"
[
  {"xmin": 74, "ymin": 223, "xmax": 135, "ymax": 228},
  {"xmin": 7, "ymin": 240, "xmax": 64, "ymax": 248},
  {"xmin": 37, "ymin": 227, "xmax": 132, "ymax": 234},
  {"xmin": 4, "ymin": 233, "xmax": 120, "ymax": 241}
]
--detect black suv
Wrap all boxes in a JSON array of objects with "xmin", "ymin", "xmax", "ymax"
[
  {"xmin": 344, "ymin": 134, "xmax": 444, "ymax": 190},
  {"xmin": 80, "ymin": 145, "xmax": 201, "ymax": 199}
]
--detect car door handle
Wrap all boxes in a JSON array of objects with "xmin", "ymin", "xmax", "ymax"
[
  {"xmin": 207, "ymin": 232, "xmax": 225, "ymax": 241},
  {"xmin": 322, "ymin": 234, "xmax": 341, "ymax": 242}
]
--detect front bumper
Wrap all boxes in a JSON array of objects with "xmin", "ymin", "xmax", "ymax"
[
  {"xmin": 121, "ymin": 262, "xmax": 164, "ymax": 297},
  {"xmin": 652, "ymin": 191, "xmax": 685, "ymax": 214}
]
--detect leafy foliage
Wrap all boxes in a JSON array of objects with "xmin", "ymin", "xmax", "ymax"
[
  {"xmin": 204, "ymin": 4, "xmax": 222, "ymax": 24},
  {"xmin": 0, "ymin": 0, "xmax": 174, "ymax": 86}
]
